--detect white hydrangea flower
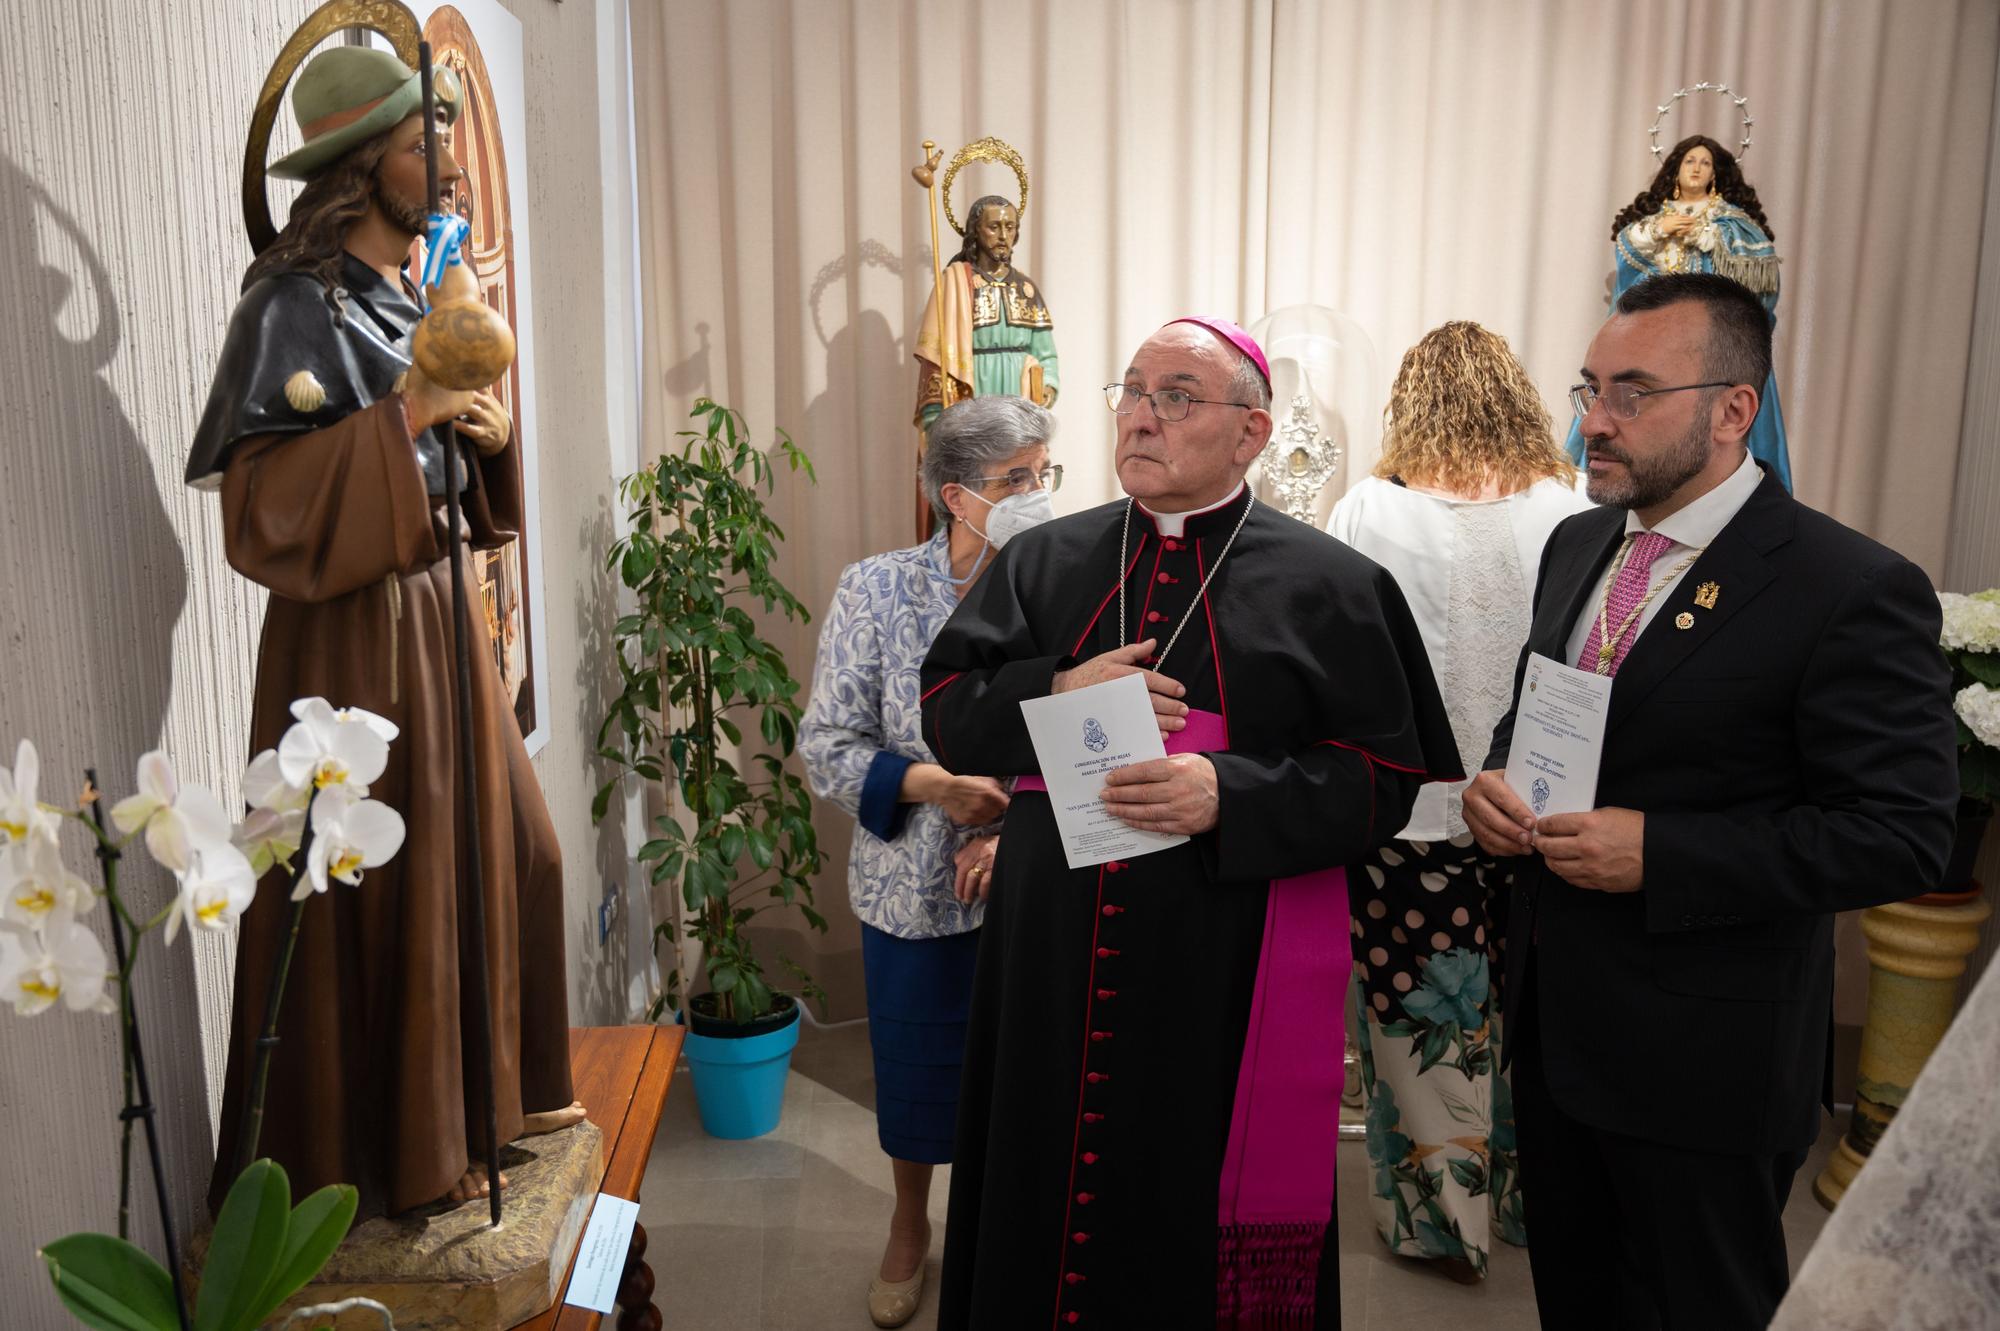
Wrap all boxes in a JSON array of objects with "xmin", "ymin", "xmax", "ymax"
[
  {"xmin": 1938, "ymin": 591, "xmax": 2000, "ymax": 653},
  {"xmin": 1953, "ymin": 682, "xmax": 2000, "ymax": 751}
]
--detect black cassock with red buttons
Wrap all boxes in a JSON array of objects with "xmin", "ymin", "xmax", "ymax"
[{"xmin": 922, "ymin": 487, "xmax": 1459, "ymax": 1329}]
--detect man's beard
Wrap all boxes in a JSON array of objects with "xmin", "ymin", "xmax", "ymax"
[
  {"xmin": 374, "ymin": 181, "xmax": 430, "ymax": 238},
  {"xmin": 1584, "ymin": 414, "xmax": 1710, "ymax": 510}
]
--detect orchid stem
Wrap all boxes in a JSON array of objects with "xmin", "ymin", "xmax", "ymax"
[
  {"xmin": 84, "ymin": 768, "xmax": 192, "ymax": 1331},
  {"xmin": 235, "ymin": 792, "xmax": 317, "ymax": 1182}
]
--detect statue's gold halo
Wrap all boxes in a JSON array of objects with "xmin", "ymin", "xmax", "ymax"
[
  {"xmin": 242, "ymin": 0, "xmax": 422, "ymax": 254},
  {"xmin": 941, "ymin": 136, "xmax": 1030, "ymax": 237}
]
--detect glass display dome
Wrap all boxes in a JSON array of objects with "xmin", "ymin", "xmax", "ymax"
[{"xmin": 1246, "ymin": 305, "xmax": 1382, "ymax": 529}]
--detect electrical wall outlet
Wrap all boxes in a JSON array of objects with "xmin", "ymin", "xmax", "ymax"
[{"xmin": 599, "ymin": 881, "xmax": 619, "ymax": 946}]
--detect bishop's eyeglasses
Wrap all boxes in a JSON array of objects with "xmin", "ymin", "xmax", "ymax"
[
  {"xmin": 1104, "ymin": 384, "xmax": 1256, "ymax": 422},
  {"xmin": 1569, "ymin": 380, "xmax": 1733, "ymax": 421}
]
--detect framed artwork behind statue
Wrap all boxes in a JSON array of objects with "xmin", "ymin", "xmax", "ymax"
[{"xmin": 376, "ymin": 1, "xmax": 552, "ymax": 751}]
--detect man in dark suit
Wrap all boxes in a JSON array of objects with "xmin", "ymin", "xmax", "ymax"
[{"xmin": 1463, "ymin": 272, "xmax": 1958, "ymax": 1331}]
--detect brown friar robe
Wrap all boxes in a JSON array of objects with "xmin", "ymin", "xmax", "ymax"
[{"xmin": 205, "ymin": 397, "xmax": 572, "ymax": 1217}]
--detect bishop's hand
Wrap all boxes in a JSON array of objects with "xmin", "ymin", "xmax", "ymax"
[
  {"xmin": 1052, "ymin": 639, "xmax": 1189, "ymax": 735},
  {"xmin": 1099, "ymin": 754, "xmax": 1219, "ymax": 836}
]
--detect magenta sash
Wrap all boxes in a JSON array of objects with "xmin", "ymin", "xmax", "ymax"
[{"xmin": 1017, "ymin": 709, "xmax": 1345, "ymax": 1326}]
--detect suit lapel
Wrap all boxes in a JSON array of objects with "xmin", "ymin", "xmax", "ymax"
[{"xmin": 1604, "ymin": 473, "xmax": 1795, "ymax": 734}]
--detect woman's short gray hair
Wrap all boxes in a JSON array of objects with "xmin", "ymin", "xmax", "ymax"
[{"xmin": 921, "ymin": 396, "xmax": 1057, "ymax": 526}]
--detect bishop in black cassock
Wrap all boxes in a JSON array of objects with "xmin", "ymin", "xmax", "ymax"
[{"xmin": 922, "ymin": 318, "xmax": 1459, "ymax": 1329}]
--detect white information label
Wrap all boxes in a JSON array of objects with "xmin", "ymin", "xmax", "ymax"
[
  {"xmin": 1503, "ymin": 652, "xmax": 1614, "ymax": 819},
  {"xmin": 1020, "ymin": 673, "xmax": 1189, "ymax": 869},
  {"xmin": 563, "ymin": 1193, "xmax": 642, "ymax": 1313}
]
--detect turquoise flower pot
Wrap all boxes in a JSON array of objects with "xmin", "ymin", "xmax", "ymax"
[{"xmin": 681, "ymin": 996, "xmax": 801, "ymax": 1139}]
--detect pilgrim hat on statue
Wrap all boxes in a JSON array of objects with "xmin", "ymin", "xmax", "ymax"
[{"xmin": 269, "ymin": 45, "xmax": 462, "ymax": 181}]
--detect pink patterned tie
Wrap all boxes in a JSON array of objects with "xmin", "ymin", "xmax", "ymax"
[{"xmin": 1577, "ymin": 531, "xmax": 1675, "ymax": 676}]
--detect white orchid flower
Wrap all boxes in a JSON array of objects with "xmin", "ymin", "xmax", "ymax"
[
  {"xmin": 0, "ymin": 904, "xmax": 110, "ymax": 1016},
  {"xmin": 294, "ymin": 699, "xmax": 399, "ymax": 744},
  {"xmin": 0, "ymin": 835, "xmax": 94, "ymax": 930},
  {"xmin": 165, "ymin": 841, "xmax": 258, "ymax": 946},
  {"xmin": 299, "ymin": 797, "xmax": 406, "ymax": 900},
  {"xmin": 277, "ymin": 699, "xmax": 390, "ymax": 799},
  {"xmin": 0, "ymin": 739, "xmax": 59, "ymax": 848},
  {"xmin": 109, "ymin": 751, "xmax": 234, "ymax": 875},
  {"xmin": 242, "ymin": 748, "xmax": 310, "ymax": 815},
  {"xmin": 234, "ymin": 806, "xmax": 305, "ymax": 876}
]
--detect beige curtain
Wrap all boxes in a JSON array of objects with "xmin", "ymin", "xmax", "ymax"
[{"xmin": 632, "ymin": 0, "xmax": 2000, "ymax": 1012}]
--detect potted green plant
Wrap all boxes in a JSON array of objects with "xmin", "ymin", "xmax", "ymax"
[
  {"xmin": 596, "ymin": 398, "xmax": 827, "ymax": 1139},
  {"xmin": 1940, "ymin": 588, "xmax": 2000, "ymax": 892}
]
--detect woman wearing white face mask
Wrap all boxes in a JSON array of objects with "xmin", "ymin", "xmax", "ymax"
[{"xmin": 800, "ymin": 395, "xmax": 1058, "ymax": 1326}]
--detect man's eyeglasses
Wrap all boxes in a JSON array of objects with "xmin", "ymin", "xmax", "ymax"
[
  {"xmin": 1569, "ymin": 380, "xmax": 1734, "ymax": 421},
  {"xmin": 972, "ymin": 464, "xmax": 1063, "ymax": 494},
  {"xmin": 1104, "ymin": 384, "xmax": 1255, "ymax": 423}
]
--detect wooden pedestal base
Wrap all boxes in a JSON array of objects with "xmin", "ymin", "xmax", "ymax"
[{"xmin": 190, "ymin": 1121, "xmax": 605, "ymax": 1330}]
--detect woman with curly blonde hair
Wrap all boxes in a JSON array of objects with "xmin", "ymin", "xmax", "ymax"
[{"xmin": 1327, "ymin": 320, "xmax": 1588, "ymax": 1282}]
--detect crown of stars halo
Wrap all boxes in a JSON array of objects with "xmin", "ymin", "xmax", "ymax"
[{"xmin": 1649, "ymin": 81, "xmax": 1756, "ymax": 159}]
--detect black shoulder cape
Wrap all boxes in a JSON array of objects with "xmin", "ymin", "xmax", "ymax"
[{"xmin": 186, "ymin": 253, "xmax": 453, "ymax": 493}]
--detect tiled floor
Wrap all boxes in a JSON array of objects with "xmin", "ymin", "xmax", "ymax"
[{"xmin": 638, "ymin": 1021, "xmax": 1839, "ymax": 1330}]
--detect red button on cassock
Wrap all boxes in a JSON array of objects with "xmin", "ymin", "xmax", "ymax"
[
  {"xmin": 1067, "ymin": 1270, "xmax": 1088, "ymax": 1283},
  {"xmin": 1084, "ymin": 1112, "xmax": 1104, "ymax": 1122},
  {"xmin": 1164, "ymin": 539, "xmax": 1180, "ymax": 551},
  {"xmin": 1073, "ymin": 1231, "xmax": 1091, "ymax": 1243},
  {"xmin": 1096, "ymin": 947, "xmax": 1120, "ymax": 958},
  {"xmin": 1066, "ymin": 1313, "xmax": 1081, "ymax": 1324},
  {"xmin": 1086, "ymin": 1072, "xmax": 1109, "ymax": 1084},
  {"xmin": 1146, "ymin": 610, "xmax": 1165, "ymax": 623},
  {"xmin": 1157, "ymin": 572, "xmax": 1173, "ymax": 584},
  {"xmin": 1076, "ymin": 1192, "xmax": 1094, "ymax": 1204},
  {"xmin": 1091, "ymin": 1031, "xmax": 1112, "ymax": 1041},
  {"xmin": 1096, "ymin": 988, "xmax": 1116, "ymax": 999},
  {"xmin": 1081, "ymin": 1151, "xmax": 1100, "ymax": 1164},
  {"xmin": 1102, "ymin": 905, "xmax": 1123, "ymax": 916}
]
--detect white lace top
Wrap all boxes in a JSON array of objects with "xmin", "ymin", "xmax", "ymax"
[{"xmin": 1327, "ymin": 475, "xmax": 1593, "ymax": 840}]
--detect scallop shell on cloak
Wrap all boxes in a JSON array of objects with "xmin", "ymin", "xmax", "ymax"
[{"xmin": 283, "ymin": 369, "xmax": 326, "ymax": 413}]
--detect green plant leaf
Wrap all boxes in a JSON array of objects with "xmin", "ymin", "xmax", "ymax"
[
  {"xmin": 1962, "ymin": 653, "xmax": 2000, "ymax": 688},
  {"xmin": 718, "ymin": 824, "xmax": 746, "ymax": 866},
  {"xmin": 197, "ymin": 1158, "xmax": 291, "ymax": 1331},
  {"xmin": 39, "ymin": 1233, "xmax": 179, "ymax": 1331},
  {"xmin": 248, "ymin": 1184, "xmax": 358, "ymax": 1326}
]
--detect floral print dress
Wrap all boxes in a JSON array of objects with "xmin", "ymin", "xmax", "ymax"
[{"xmin": 1350, "ymin": 834, "xmax": 1525, "ymax": 1276}]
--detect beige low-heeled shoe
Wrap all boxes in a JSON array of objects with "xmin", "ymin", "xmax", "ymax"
[{"xmin": 867, "ymin": 1265, "xmax": 925, "ymax": 1328}]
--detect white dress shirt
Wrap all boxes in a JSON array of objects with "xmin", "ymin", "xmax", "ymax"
[{"xmin": 1562, "ymin": 451, "xmax": 1763, "ymax": 669}]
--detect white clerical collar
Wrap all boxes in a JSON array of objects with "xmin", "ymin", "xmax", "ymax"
[
  {"xmin": 1625, "ymin": 451, "xmax": 1761, "ymax": 549},
  {"xmin": 1137, "ymin": 481, "xmax": 1246, "ymax": 538}
]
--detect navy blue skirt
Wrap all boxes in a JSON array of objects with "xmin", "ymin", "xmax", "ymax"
[{"xmin": 861, "ymin": 921, "xmax": 980, "ymax": 1163}]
